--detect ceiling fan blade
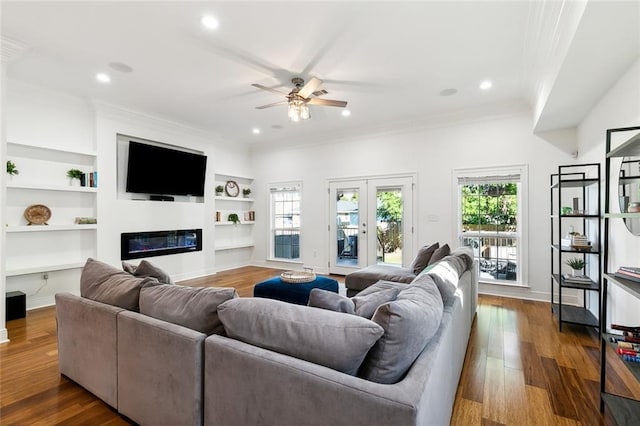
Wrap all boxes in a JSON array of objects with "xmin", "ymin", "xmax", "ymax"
[
  {"xmin": 298, "ymin": 77, "xmax": 322, "ymax": 99},
  {"xmin": 251, "ymin": 83, "xmax": 289, "ymax": 96},
  {"xmin": 307, "ymin": 98, "xmax": 347, "ymax": 108},
  {"xmin": 255, "ymin": 100, "xmax": 289, "ymax": 109}
]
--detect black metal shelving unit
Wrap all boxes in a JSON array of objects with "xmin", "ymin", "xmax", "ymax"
[
  {"xmin": 601, "ymin": 126, "xmax": 640, "ymax": 424},
  {"xmin": 550, "ymin": 164, "xmax": 601, "ymax": 332}
]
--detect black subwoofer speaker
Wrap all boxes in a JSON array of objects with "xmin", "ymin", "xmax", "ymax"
[{"xmin": 6, "ymin": 291, "xmax": 26, "ymax": 321}]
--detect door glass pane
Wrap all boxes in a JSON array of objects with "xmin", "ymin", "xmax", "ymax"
[
  {"xmin": 376, "ymin": 188, "xmax": 403, "ymax": 266},
  {"xmin": 336, "ymin": 189, "xmax": 359, "ymax": 266}
]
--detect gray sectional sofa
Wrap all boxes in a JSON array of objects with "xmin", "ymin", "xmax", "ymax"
[{"xmin": 56, "ymin": 249, "xmax": 478, "ymax": 426}]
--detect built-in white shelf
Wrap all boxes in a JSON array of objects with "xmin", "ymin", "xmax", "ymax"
[
  {"xmin": 604, "ymin": 212, "xmax": 640, "ymax": 218},
  {"xmin": 215, "ymin": 196, "xmax": 255, "ymax": 202},
  {"xmin": 214, "ymin": 242, "xmax": 255, "ymax": 251},
  {"xmin": 215, "ymin": 221, "xmax": 255, "ymax": 226},
  {"xmin": 7, "ymin": 140, "xmax": 97, "ymax": 157},
  {"xmin": 7, "ymin": 182, "xmax": 98, "ymax": 192},
  {"xmin": 6, "ymin": 262, "xmax": 86, "ymax": 276},
  {"xmin": 6, "ymin": 224, "xmax": 98, "ymax": 233}
]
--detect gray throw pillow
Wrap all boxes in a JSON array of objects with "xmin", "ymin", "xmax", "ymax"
[
  {"xmin": 359, "ymin": 274, "xmax": 444, "ymax": 384},
  {"xmin": 409, "ymin": 242, "xmax": 439, "ymax": 274},
  {"xmin": 428, "ymin": 243, "xmax": 450, "ymax": 265},
  {"xmin": 80, "ymin": 258, "xmax": 160, "ymax": 311},
  {"xmin": 122, "ymin": 261, "xmax": 137, "ymax": 274},
  {"xmin": 140, "ymin": 284, "xmax": 237, "ymax": 335},
  {"xmin": 132, "ymin": 260, "xmax": 174, "ymax": 284},
  {"xmin": 352, "ymin": 288, "xmax": 400, "ymax": 319},
  {"xmin": 218, "ymin": 298, "xmax": 384, "ymax": 375},
  {"xmin": 308, "ymin": 289, "xmax": 355, "ymax": 314},
  {"xmin": 427, "ymin": 246, "xmax": 474, "ymax": 303}
]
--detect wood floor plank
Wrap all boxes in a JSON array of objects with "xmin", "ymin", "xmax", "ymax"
[{"xmin": 1, "ymin": 269, "xmax": 635, "ymax": 425}]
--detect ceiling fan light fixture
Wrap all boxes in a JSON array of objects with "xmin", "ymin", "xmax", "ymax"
[{"xmin": 288, "ymin": 98, "xmax": 310, "ymax": 122}]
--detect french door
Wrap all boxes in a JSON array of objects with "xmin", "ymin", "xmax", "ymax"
[{"xmin": 328, "ymin": 176, "xmax": 414, "ymax": 275}]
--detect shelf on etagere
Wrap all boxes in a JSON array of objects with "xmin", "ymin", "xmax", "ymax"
[
  {"xmin": 551, "ymin": 303, "xmax": 599, "ymax": 328},
  {"xmin": 550, "ymin": 178, "xmax": 599, "ymax": 189},
  {"xmin": 601, "ymin": 393, "xmax": 640, "ymax": 426},
  {"xmin": 6, "ymin": 224, "xmax": 98, "ymax": 233},
  {"xmin": 607, "ymin": 133, "xmax": 640, "ymax": 158},
  {"xmin": 551, "ymin": 273, "xmax": 600, "ymax": 291},
  {"xmin": 6, "ymin": 262, "xmax": 86, "ymax": 276},
  {"xmin": 604, "ymin": 212, "xmax": 640, "ymax": 219},
  {"xmin": 552, "ymin": 244, "xmax": 600, "ymax": 254},
  {"xmin": 7, "ymin": 182, "xmax": 98, "ymax": 192},
  {"xmin": 603, "ymin": 333, "xmax": 640, "ymax": 382},
  {"xmin": 604, "ymin": 273, "xmax": 640, "ymax": 299}
]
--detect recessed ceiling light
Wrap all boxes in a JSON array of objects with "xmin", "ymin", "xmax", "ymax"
[
  {"xmin": 271, "ymin": 124, "xmax": 283, "ymax": 130},
  {"xmin": 252, "ymin": 128, "xmax": 260, "ymax": 135},
  {"xmin": 96, "ymin": 73, "xmax": 111, "ymax": 84},
  {"xmin": 479, "ymin": 80, "xmax": 493, "ymax": 90},
  {"xmin": 439, "ymin": 88, "xmax": 458, "ymax": 97},
  {"xmin": 108, "ymin": 62, "xmax": 134, "ymax": 73},
  {"xmin": 201, "ymin": 15, "xmax": 219, "ymax": 30},
  {"xmin": 341, "ymin": 110, "xmax": 351, "ymax": 117}
]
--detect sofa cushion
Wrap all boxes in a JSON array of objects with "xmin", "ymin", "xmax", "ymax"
[
  {"xmin": 359, "ymin": 274, "xmax": 444, "ymax": 384},
  {"xmin": 80, "ymin": 258, "xmax": 159, "ymax": 311},
  {"xmin": 352, "ymin": 287, "xmax": 400, "ymax": 319},
  {"xmin": 218, "ymin": 298, "xmax": 384, "ymax": 375},
  {"xmin": 428, "ymin": 243, "xmax": 450, "ymax": 265},
  {"xmin": 345, "ymin": 264, "xmax": 416, "ymax": 293},
  {"xmin": 123, "ymin": 259, "xmax": 174, "ymax": 284},
  {"xmin": 409, "ymin": 242, "xmax": 439, "ymax": 274},
  {"xmin": 427, "ymin": 246, "xmax": 474, "ymax": 303},
  {"xmin": 139, "ymin": 284, "xmax": 237, "ymax": 335},
  {"xmin": 308, "ymin": 289, "xmax": 355, "ymax": 314}
]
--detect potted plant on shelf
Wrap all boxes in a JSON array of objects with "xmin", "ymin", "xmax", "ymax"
[
  {"xmin": 242, "ymin": 188, "xmax": 252, "ymax": 198},
  {"xmin": 6, "ymin": 160, "xmax": 19, "ymax": 178},
  {"xmin": 227, "ymin": 213, "xmax": 240, "ymax": 224},
  {"xmin": 67, "ymin": 169, "xmax": 84, "ymax": 186},
  {"xmin": 565, "ymin": 258, "xmax": 585, "ymax": 276},
  {"xmin": 215, "ymin": 185, "xmax": 224, "ymax": 196}
]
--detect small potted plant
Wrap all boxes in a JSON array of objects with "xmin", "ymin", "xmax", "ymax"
[
  {"xmin": 6, "ymin": 160, "xmax": 19, "ymax": 178},
  {"xmin": 565, "ymin": 258, "xmax": 585, "ymax": 276},
  {"xmin": 227, "ymin": 213, "xmax": 240, "ymax": 224},
  {"xmin": 67, "ymin": 168, "xmax": 84, "ymax": 186},
  {"xmin": 215, "ymin": 185, "xmax": 224, "ymax": 196},
  {"xmin": 242, "ymin": 188, "xmax": 252, "ymax": 198}
]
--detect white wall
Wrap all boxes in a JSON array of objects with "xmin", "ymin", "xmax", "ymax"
[
  {"xmin": 251, "ymin": 109, "xmax": 578, "ymax": 302},
  {"xmin": 3, "ymin": 80, "xmax": 253, "ymax": 313},
  {"xmin": 577, "ymin": 57, "xmax": 640, "ymax": 327}
]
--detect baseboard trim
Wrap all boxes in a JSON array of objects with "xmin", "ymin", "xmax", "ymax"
[{"xmin": 0, "ymin": 328, "xmax": 9, "ymax": 344}]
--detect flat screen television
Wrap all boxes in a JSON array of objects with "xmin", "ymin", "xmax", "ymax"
[{"xmin": 126, "ymin": 141, "xmax": 207, "ymax": 197}]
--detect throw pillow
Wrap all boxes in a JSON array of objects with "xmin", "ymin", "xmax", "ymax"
[
  {"xmin": 409, "ymin": 242, "xmax": 439, "ymax": 274},
  {"xmin": 122, "ymin": 261, "xmax": 137, "ymax": 274},
  {"xmin": 218, "ymin": 298, "xmax": 384, "ymax": 375},
  {"xmin": 359, "ymin": 274, "xmax": 444, "ymax": 384},
  {"xmin": 132, "ymin": 260, "xmax": 174, "ymax": 284},
  {"xmin": 140, "ymin": 284, "xmax": 237, "ymax": 335},
  {"xmin": 352, "ymin": 287, "xmax": 400, "ymax": 319},
  {"xmin": 80, "ymin": 258, "xmax": 160, "ymax": 311},
  {"xmin": 308, "ymin": 289, "xmax": 355, "ymax": 314},
  {"xmin": 428, "ymin": 243, "xmax": 450, "ymax": 265},
  {"xmin": 425, "ymin": 261, "xmax": 459, "ymax": 304}
]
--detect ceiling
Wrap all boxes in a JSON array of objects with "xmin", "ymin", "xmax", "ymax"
[{"xmin": 2, "ymin": 1, "xmax": 639, "ymax": 147}]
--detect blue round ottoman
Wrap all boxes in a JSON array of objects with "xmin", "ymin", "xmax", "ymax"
[{"xmin": 253, "ymin": 275, "xmax": 339, "ymax": 305}]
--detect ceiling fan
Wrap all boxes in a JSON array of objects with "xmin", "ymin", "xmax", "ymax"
[{"xmin": 252, "ymin": 77, "xmax": 348, "ymax": 122}]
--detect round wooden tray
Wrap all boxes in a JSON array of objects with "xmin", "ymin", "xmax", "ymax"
[
  {"xmin": 24, "ymin": 204, "xmax": 51, "ymax": 225},
  {"xmin": 280, "ymin": 270, "xmax": 316, "ymax": 284}
]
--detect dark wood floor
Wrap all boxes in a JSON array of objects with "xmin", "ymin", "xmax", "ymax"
[{"xmin": 1, "ymin": 266, "xmax": 638, "ymax": 425}]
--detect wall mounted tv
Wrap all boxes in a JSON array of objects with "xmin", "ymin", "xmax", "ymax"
[{"xmin": 126, "ymin": 141, "xmax": 207, "ymax": 197}]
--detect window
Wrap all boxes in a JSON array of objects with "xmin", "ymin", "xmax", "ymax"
[
  {"xmin": 455, "ymin": 165, "xmax": 528, "ymax": 285},
  {"xmin": 270, "ymin": 183, "xmax": 301, "ymax": 261}
]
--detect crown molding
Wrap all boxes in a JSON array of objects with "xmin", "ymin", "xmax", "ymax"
[{"xmin": 0, "ymin": 36, "xmax": 26, "ymax": 64}]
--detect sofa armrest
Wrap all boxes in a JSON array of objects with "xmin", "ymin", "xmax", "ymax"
[
  {"xmin": 117, "ymin": 311, "xmax": 206, "ymax": 426},
  {"xmin": 204, "ymin": 335, "xmax": 424, "ymax": 426},
  {"xmin": 55, "ymin": 292, "xmax": 123, "ymax": 408}
]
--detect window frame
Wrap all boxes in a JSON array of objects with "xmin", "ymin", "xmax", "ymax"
[
  {"xmin": 453, "ymin": 164, "xmax": 529, "ymax": 287},
  {"xmin": 269, "ymin": 181, "xmax": 302, "ymax": 262}
]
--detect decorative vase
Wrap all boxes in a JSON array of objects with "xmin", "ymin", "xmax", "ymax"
[{"xmin": 70, "ymin": 178, "xmax": 80, "ymax": 187}]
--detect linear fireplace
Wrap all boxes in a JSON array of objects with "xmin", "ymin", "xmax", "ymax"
[{"xmin": 121, "ymin": 229, "xmax": 202, "ymax": 260}]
